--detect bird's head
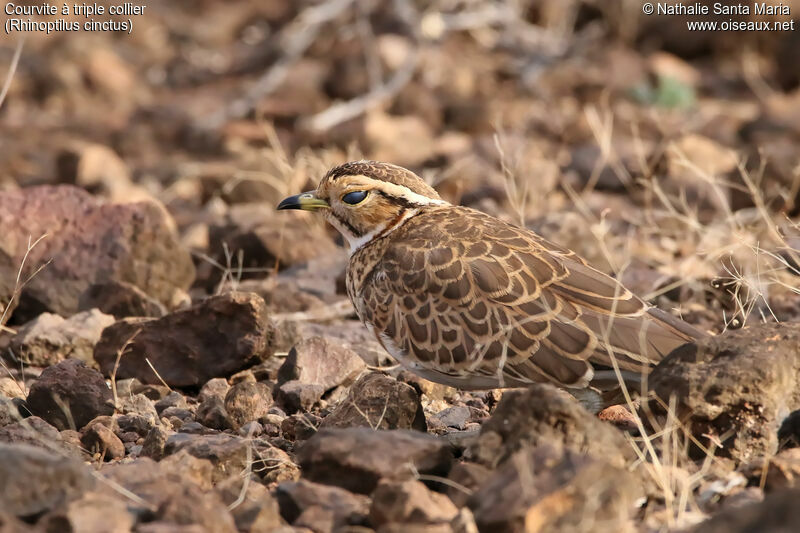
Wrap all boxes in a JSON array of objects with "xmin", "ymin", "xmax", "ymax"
[{"xmin": 277, "ymin": 160, "xmax": 446, "ymax": 252}]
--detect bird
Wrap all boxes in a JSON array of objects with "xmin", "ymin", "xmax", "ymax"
[{"xmin": 278, "ymin": 160, "xmax": 704, "ymax": 410}]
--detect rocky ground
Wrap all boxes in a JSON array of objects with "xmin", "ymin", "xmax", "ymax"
[{"xmin": 1, "ymin": 1, "xmax": 800, "ymax": 532}]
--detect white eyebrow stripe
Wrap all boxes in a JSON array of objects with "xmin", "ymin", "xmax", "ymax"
[{"xmin": 344, "ymin": 175, "xmax": 448, "ymax": 207}]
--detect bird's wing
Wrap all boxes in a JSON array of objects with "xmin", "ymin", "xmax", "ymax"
[{"xmin": 356, "ymin": 207, "xmax": 700, "ymax": 389}]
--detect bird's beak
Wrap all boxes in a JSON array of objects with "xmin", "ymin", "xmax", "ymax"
[{"xmin": 276, "ymin": 191, "xmax": 329, "ymax": 211}]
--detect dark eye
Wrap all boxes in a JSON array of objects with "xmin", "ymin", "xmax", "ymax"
[{"xmin": 342, "ymin": 190, "xmax": 368, "ymax": 205}]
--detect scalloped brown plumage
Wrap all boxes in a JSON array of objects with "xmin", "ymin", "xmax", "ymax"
[{"xmin": 279, "ymin": 160, "xmax": 705, "ymax": 404}]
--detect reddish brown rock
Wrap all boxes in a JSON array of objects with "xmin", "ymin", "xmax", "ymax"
[
  {"xmin": 224, "ymin": 381, "xmax": 273, "ymax": 430},
  {"xmin": 466, "ymin": 384, "xmax": 633, "ymax": 470},
  {"xmin": 468, "ymin": 445, "xmax": 639, "ymax": 533},
  {"xmin": 276, "ymin": 479, "xmax": 370, "ymax": 529},
  {"xmin": 26, "ymin": 359, "xmax": 114, "ymax": 431},
  {"xmin": 649, "ymin": 323, "xmax": 800, "ymax": 464},
  {"xmin": 298, "ymin": 428, "xmax": 454, "ymax": 494},
  {"xmin": 94, "ymin": 292, "xmax": 273, "ymax": 387},
  {"xmin": 78, "ymin": 280, "xmax": 168, "ymax": 319},
  {"xmin": 370, "ymin": 480, "xmax": 458, "ymax": 527},
  {"xmin": 38, "ymin": 491, "xmax": 134, "ymax": 533},
  {"xmin": 216, "ymin": 475, "xmax": 284, "ymax": 532},
  {"xmin": 0, "ymin": 185, "xmax": 194, "ymax": 319},
  {"xmin": 81, "ymin": 422, "xmax": 126, "ymax": 461}
]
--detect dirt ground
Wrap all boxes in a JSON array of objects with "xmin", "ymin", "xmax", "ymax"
[{"xmin": 1, "ymin": 1, "xmax": 800, "ymax": 532}]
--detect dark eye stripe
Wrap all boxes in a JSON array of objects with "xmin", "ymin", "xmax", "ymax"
[{"xmin": 342, "ymin": 190, "xmax": 368, "ymax": 205}]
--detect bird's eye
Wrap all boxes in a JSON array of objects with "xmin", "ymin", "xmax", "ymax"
[{"xmin": 342, "ymin": 190, "xmax": 368, "ymax": 205}]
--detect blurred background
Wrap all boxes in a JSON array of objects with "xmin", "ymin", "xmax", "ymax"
[{"xmin": 1, "ymin": 0, "xmax": 799, "ymax": 331}]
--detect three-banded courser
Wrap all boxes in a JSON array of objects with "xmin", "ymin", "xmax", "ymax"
[{"xmin": 278, "ymin": 160, "xmax": 703, "ymax": 410}]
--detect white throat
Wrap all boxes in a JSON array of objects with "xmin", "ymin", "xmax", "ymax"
[{"xmin": 340, "ymin": 207, "xmax": 421, "ymax": 256}]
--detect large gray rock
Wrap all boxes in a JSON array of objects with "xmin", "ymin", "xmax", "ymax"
[
  {"xmin": 0, "ymin": 185, "xmax": 194, "ymax": 318},
  {"xmin": 277, "ymin": 336, "xmax": 366, "ymax": 391},
  {"xmin": 649, "ymin": 323, "xmax": 800, "ymax": 463},
  {"xmin": 94, "ymin": 292, "xmax": 273, "ymax": 387},
  {"xmin": 9, "ymin": 309, "xmax": 115, "ymax": 367}
]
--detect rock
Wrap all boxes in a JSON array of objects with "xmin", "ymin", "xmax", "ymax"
[
  {"xmin": 164, "ymin": 433, "xmax": 249, "ymax": 483},
  {"xmin": 0, "ymin": 513, "xmax": 31, "ymax": 532},
  {"xmin": 216, "ymin": 475, "xmax": 284, "ymax": 532},
  {"xmin": 94, "ymin": 292, "xmax": 273, "ymax": 387},
  {"xmin": 163, "ymin": 432, "xmax": 298, "ymax": 485},
  {"xmin": 158, "ymin": 482, "xmax": 238, "ymax": 533},
  {"xmin": 778, "ymin": 410, "xmax": 800, "ymax": 449},
  {"xmin": 322, "ymin": 373, "xmax": 427, "ymax": 432},
  {"xmin": 26, "ymin": 359, "xmax": 114, "ymax": 430},
  {"xmin": 276, "ymin": 381, "xmax": 325, "ymax": 414},
  {"xmin": 131, "ymin": 383, "xmax": 171, "ymax": 402},
  {"xmin": 238, "ymin": 421, "xmax": 263, "ymax": 437},
  {"xmin": 136, "ymin": 523, "xmax": 207, "ymax": 533},
  {"xmin": 160, "ymin": 449, "xmax": 215, "ymax": 490},
  {"xmin": 0, "ymin": 377, "xmax": 25, "ymax": 399},
  {"xmin": 467, "ymin": 384, "xmax": 633, "ymax": 469},
  {"xmin": 103, "ymin": 456, "xmax": 236, "ymax": 532},
  {"xmin": 277, "ymin": 336, "xmax": 366, "ymax": 391},
  {"xmin": 692, "ymin": 488, "xmax": 800, "ymax": 533},
  {"xmin": 276, "ymin": 479, "xmax": 370, "ymax": 528},
  {"xmin": 447, "ymin": 462, "xmax": 493, "ymax": 510},
  {"xmin": 370, "ymin": 479, "xmax": 459, "ymax": 527},
  {"xmin": 38, "ymin": 491, "xmax": 134, "ymax": 533},
  {"xmin": 743, "ymin": 448, "xmax": 800, "ymax": 493},
  {"xmin": 468, "ymin": 445, "xmax": 638, "ymax": 533},
  {"xmin": 154, "ymin": 391, "xmax": 189, "ymax": 414},
  {"xmin": 0, "ymin": 442, "xmax": 95, "ymax": 516},
  {"xmin": 0, "ymin": 398, "xmax": 22, "ymax": 428},
  {"xmin": 224, "ymin": 381, "xmax": 273, "ymax": 430},
  {"xmin": 198, "ymin": 378, "xmax": 230, "ymax": 403},
  {"xmin": 56, "ymin": 142, "xmax": 134, "ymax": 199},
  {"xmin": 430, "ymin": 406, "xmax": 471, "ymax": 431},
  {"xmin": 195, "ymin": 396, "xmax": 232, "ymax": 430},
  {"xmin": 298, "ymin": 428, "xmax": 454, "ymax": 494},
  {"xmin": 206, "ymin": 205, "xmax": 336, "ymax": 285},
  {"xmin": 0, "ymin": 185, "xmax": 194, "ymax": 318},
  {"xmin": 81, "ymin": 422, "xmax": 126, "ymax": 461},
  {"xmin": 117, "ymin": 393, "xmax": 159, "ymax": 422},
  {"xmin": 648, "ymin": 323, "xmax": 800, "ymax": 463},
  {"xmin": 0, "ymin": 417, "xmax": 83, "ymax": 458},
  {"xmin": 281, "ymin": 413, "xmax": 321, "ymax": 441},
  {"xmin": 79, "ymin": 280, "xmax": 168, "ymax": 318},
  {"xmin": 117, "ymin": 411, "xmax": 158, "ymax": 437},
  {"xmin": 9, "ymin": 309, "xmax": 115, "ymax": 367},
  {"xmin": 141, "ymin": 426, "xmax": 168, "ymax": 460}
]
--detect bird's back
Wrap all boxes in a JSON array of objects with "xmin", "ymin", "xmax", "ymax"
[{"xmin": 348, "ymin": 205, "xmax": 703, "ymax": 393}]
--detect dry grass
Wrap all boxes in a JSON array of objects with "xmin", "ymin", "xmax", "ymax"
[{"xmin": 488, "ymin": 108, "xmax": 799, "ymax": 530}]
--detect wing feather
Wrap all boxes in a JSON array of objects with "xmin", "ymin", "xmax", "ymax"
[{"xmin": 353, "ymin": 206, "xmax": 702, "ymax": 390}]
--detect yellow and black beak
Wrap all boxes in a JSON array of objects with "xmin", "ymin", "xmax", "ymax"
[{"xmin": 276, "ymin": 191, "xmax": 329, "ymax": 211}]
